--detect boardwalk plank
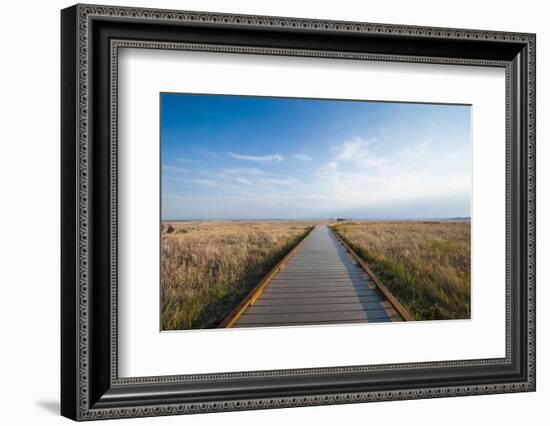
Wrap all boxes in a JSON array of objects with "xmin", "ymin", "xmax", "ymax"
[
  {"xmin": 269, "ymin": 280, "xmax": 370, "ymax": 286},
  {"xmin": 238, "ymin": 309, "xmax": 397, "ymax": 324},
  {"xmin": 260, "ymin": 290, "xmax": 380, "ymax": 298},
  {"xmin": 245, "ymin": 302, "xmax": 391, "ymax": 314},
  {"xmin": 253, "ymin": 295, "xmax": 386, "ymax": 305},
  {"xmin": 264, "ymin": 286, "xmax": 375, "ymax": 293}
]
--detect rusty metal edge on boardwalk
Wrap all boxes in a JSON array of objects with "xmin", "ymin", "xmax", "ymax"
[
  {"xmin": 218, "ymin": 226, "xmax": 315, "ymax": 328},
  {"xmin": 329, "ymin": 226, "xmax": 415, "ymax": 322}
]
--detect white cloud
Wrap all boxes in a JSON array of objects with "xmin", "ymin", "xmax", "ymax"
[
  {"xmin": 401, "ymin": 138, "xmax": 432, "ymax": 159},
  {"xmin": 235, "ymin": 177, "xmax": 254, "ymax": 185},
  {"xmin": 335, "ymin": 137, "xmax": 388, "ymax": 169},
  {"xmin": 292, "ymin": 153, "xmax": 312, "ymax": 161},
  {"xmin": 414, "ymin": 139, "xmax": 431, "ymax": 158},
  {"xmin": 323, "ymin": 161, "xmax": 338, "ymax": 173},
  {"xmin": 227, "ymin": 152, "xmax": 283, "ymax": 162},
  {"xmin": 317, "ymin": 162, "xmax": 339, "ymax": 182},
  {"xmin": 307, "ymin": 134, "xmax": 470, "ymax": 214},
  {"xmin": 219, "ymin": 166, "xmax": 302, "ymax": 190},
  {"xmin": 177, "ymin": 158, "xmax": 195, "ymax": 163}
]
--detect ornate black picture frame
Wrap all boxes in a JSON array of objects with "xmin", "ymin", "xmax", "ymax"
[{"xmin": 61, "ymin": 4, "xmax": 536, "ymax": 421}]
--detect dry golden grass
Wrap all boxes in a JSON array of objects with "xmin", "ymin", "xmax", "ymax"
[
  {"xmin": 333, "ymin": 221, "xmax": 470, "ymax": 320},
  {"xmin": 161, "ymin": 221, "xmax": 312, "ymax": 330}
]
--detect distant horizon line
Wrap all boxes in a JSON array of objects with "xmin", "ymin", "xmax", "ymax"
[{"xmin": 162, "ymin": 216, "xmax": 471, "ymax": 222}]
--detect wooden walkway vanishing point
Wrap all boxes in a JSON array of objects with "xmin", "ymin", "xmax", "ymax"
[{"xmin": 220, "ymin": 225, "xmax": 413, "ymax": 328}]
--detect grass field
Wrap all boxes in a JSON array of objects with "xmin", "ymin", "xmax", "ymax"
[
  {"xmin": 332, "ymin": 221, "xmax": 470, "ymax": 321},
  {"xmin": 161, "ymin": 221, "xmax": 313, "ymax": 330}
]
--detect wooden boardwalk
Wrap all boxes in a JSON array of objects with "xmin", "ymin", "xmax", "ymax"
[{"xmin": 229, "ymin": 225, "xmax": 407, "ymax": 328}]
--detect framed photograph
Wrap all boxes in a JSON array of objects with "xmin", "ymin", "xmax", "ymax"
[{"xmin": 61, "ymin": 4, "xmax": 536, "ymax": 421}]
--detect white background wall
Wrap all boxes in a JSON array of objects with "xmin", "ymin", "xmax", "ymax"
[{"xmin": 0, "ymin": 0, "xmax": 546, "ymax": 424}]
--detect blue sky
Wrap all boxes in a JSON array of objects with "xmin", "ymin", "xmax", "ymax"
[{"xmin": 161, "ymin": 93, "xmax": 471, "ymax": 220}]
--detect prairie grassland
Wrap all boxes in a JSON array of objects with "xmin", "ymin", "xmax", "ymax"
[
  {"xmin": 333, "ymin": 221, "xmax": 470, "ymax": 320},
  {"xmin": 161, "ymin": 221, "xmax": 313, "ymax": 330}
]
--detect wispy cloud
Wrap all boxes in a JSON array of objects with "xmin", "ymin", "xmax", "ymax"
[
  {"xmin": 195, "ymin": 149, "xmax": 223, "ymax": 160},
  {"xmin": 222, "ymin": 167, "xmax": 267, "ymax": 176},
  {"xmin": 292, "ymin": 154, "xmax": 312, "ymax": 161},
  {"xmin": 235, "ymin": 177, "xmax": 254, "ymax": 185},
  {"xmin": 401, "ymin": 138, "xmax": 432, "ymax": 159},
  {"xmin": 414, "ymin": 139, "xmax": 431, "ymax": 158},
  {"xmin": 220, "ymin": 167, "xmax": 301, "ymax": 189},
  {"xmin": 309, "ymin": 134, "xmax": 470, "ymax": 213},
  {"xmin": 335, "ymin": 137, "xmax": 388, "ymax": 169},
  {"xmin": 319, "ymin": 161, "xmax": 338, "ymax": 176},
  {"xmin": 260, "ymin": 177, "xmax": 301, "ymax": 186},
  {"xmin": 177, "ymin": 158, "xmax": 196, "ymax": 164},
  {"xmin": 228, "ymin": 152, "xmax": 283, "ymax": 162}
]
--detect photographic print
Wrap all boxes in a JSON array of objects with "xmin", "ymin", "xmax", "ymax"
[{"xmin": 160, "ymin": 93, "xmax": 471, "ymax": 331}]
